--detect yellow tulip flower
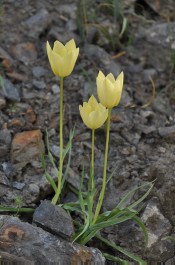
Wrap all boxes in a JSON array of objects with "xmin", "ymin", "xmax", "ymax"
[
  {"xmin": 79, "ymin": 95, "xmax": 108, "ymax": 130},
  {"xmin": 46, "ymin": 39, "xmax": 79, "ymax": 77},
  {"xmin": 96, "ymin": 70, "xmax": 124, "ymax": 109}
]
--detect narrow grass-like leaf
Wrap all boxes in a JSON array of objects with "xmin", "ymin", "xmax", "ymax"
[
  {"xmin": 117, "ymin": 182, "xmax": 153, "ymax": 210},
  {"xmin": 119, "ymin": 17, "xmax": 128, "ymax": 38},
  {"xmin": 106, "ymin": 165, "xmax": 117, "ymax": 185},
  {"xmin": 103, "ymin": 253, "xmax": 129, "ymax": 264},
  {"xmin": 141, "ymin": 77, "xmax": 156, "ymax": 109},
  {"xmin": 61, "ymin": 129, "xmax": 74, "ymax": 189},
  {"xmin": 45, "ymin": 171, "xmax": 57, "ymax": 193},
  {"xmin": 39, "ymin": 136, "xmax": 57, "ymax": 193},
  {"xmin": 79, "ymin": 163, "xmax": 86, "ymax": 214},
  {"xmin": 132, "ymin": 215, "xmax": 148, "ymax": 247},
  {"xmin": 40, "ymin": 142, "xmax": 46, "ymax": 170},
  {"xmin": 96, "ymin": 234, "xmax": 146, "ymax": 264},
  {"xmin": 0, "ymin": 206, "xmax": 34, "ymax": 213},
  {"xmin": 128, "ymin": 182, "xmax": 153, "ymax": 211},
  {"xmin": 62, "ymin": 128, "xmax": 75, "ymax": 162},
  {"xmin": 79, "ymin": 210, "xmax": 137, "ymax": 244},
  {"xmin": 162, "ymin": 236, "xmax": 175, "ymax": 242},
  {"xmin": 72, "ymin": 211, "xmax": 90, "ymax": 243}
]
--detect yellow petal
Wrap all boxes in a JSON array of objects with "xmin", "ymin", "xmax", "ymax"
[
  {"xmin": 57, "ymin": 48, "xmax": 79, "ymax": 77},
  {"xmin": 65, "ymin": 39, "xmax": 76, "ymax": 51},
  {"xmin": 97, "ymin": 72, "xmax": 106, "ymax": 106},
  {"xmin": 89, "ymin": 109, "xmax": 107, "ymax": 129},
  {"xmin": 99, "ymin": 78, "xmax": 116, "ymax": 108},
  {"xmin": 47, "ymin": 42, "xmax": 60, "ymax": 76},
  {"xmin": 83, "ymin": 102, "xmax": 92, "ymax": 114},
  {"xmin": 53, "ymin": 40, "xmax": 66, "ymax": 56},
  {"xmin": 46, "ymin": 41, "xmax": 52, "ymax": 62},
  {"xmin": 88, "ymin": 95, "xmax": 98, "ymax": 110},
  {"xmin": 79, "ymin": 95, "xmax": 108, "ymax": 130},
  {"xmin": 46, "ymin": 39, "xmax": 79, "ymax": 77},
  {"xmin": 79, "ymin": 105, "xmax": 92, "ymax": 129},
  {"xmin": 106, "ymin": 73, "xmax": 115, "ymax": 83},
  {"xmin": 114, "ymin": 71, "xmax": 124, "ymax": 106},
  {"xmin": 50, "ymin": 51, "xmax": 63, "ymax": 76}
]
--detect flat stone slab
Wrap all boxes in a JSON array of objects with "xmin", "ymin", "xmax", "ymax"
[
  {"xmin": 33, "ymin": 200, "xmax": 74, "ymax": 240},
  {"xmin": 0, "ymin": 215, "xmax": 105, "ymax": 264}
]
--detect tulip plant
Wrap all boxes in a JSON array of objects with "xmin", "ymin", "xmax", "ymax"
[
  {"xmin": 44, "ymin": 38, "xmax": 153, "ymax": 263},
  {"xmin": 46, "ymin": 39, "xmax": 79, "ymax": 205}
]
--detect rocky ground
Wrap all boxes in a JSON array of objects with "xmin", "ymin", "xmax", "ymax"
[{"xmin": 0, "ymin": 0, "xmax": 175, "ymax": 263}]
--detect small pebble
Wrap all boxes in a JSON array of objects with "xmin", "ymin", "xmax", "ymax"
[{"xmin": 51, "ymin": 84, "xmax": 60, "ymax": 94}]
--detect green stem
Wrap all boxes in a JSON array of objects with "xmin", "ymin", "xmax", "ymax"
[
  {"xmin": 88, "ymin": 129, "xmax": 95, "ymax": 223},
  {"xmin": 93, "ymin": 108, "xmax": 111, "ymax": 223},
  {"xmin": 52, "ymin": 77, "xmax": 64, "ymax": 205},
  {"xmin": 91, "ymin": 129, "xmax": 95, "ymax": 191}
]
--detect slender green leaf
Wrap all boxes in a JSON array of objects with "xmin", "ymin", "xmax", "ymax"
[
  {"xmin": 39, "ymin": 135, "xmax": 57, "ymax": 193},
  {"xmin": 61, "ymin": 128, "xmax": 75, "ymax": 189},
  {"xmin": 0, "ymin": 206, "xmax": 34, "ymax": 213},
  {"xmin": 103, "ymin": 253, "xmax": 129, "ymax": 264},
  {"xmin": 106, "ymin": 165, "xmax": 117, "ymax": 185},
  {"xmin": 128, "ymin": 182, "xmax": 153, "ymax": 211},
  {"xmin": 40, "ymin": 142, "xmax": 46, "ymax": 170},
  {"xmin": 132, "ymin": 215, "xmax": 148, "ymax": 247},
  {"xmin": 48, "ymin": 151, "xmax": 58, "ymax": 171},
  {"xmin": 45, "ymin": 171, "xmax": 57, "ymax": 193},
  {"xmin": 72, "ymin": 211, "xmax": 90, "ymax": 243},
  {"xmin": 79, "ymin": 163, "xmax": 86, "ymax": 214},
  {"xmin": 63, "ymin": 128, "xmax": 75, "ymax": 162},
  {"xmin": 96, "ymin": 234, "xmax": 146, "ymax": 264},
  {"xmin": 117, "ymin": 182, "xmax": 153, "ymax": 210},
  {"xmin": 161, "ymin": 236, "xmax": 175, "ymax": 242},
  {"xmin": 79, "ymin": 210, "xmax": 137, "ymax": 244},
  {"xmin": 119, "ymin": 17, "xmax": 128, "ymax": 38}
]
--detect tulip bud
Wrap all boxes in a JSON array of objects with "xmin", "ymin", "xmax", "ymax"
[
  {"xmin": 96, "ymin": 71, "xmax": 124, "ymax": 109},
  {"xmin": 46, "ymin": 39, "xmax": 79, "ymax": 77},
  {"xmin": 79, "ymin": 95, "xmax": 108, "ymax": 130}
]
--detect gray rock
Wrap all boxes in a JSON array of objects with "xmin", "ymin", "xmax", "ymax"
[
  {"xmin": 141, "ymin": 198, "xmax": 174, "ymax": 261},
  {"xmin": 51, "ymin": 84, "xmax": 60, "ymax": 94},
  {"xmin": 32, "ymin": 80, "xmax": 46, "ymax": 90},
  {"xmin": 0, "ymin": 215, "xmax": 105, "ymax": 264},
  {"xmin": 11, "ymin": 43, "xmax": 37, "ymax": 65},
  {"xmin": 2, "ymin": 162, "xmax": 14, "ymax": 178},
  {"xmin": 50, "ymin": 144, "xmax": 60, "ymax": 158},
  {"xmin": 0, "ymin": 251, "xmax": 33, "ymax": 265},
  {"xmin": 32, "ymin": 66, "xmax": 49, "ymax": 78},
  {"xmin": 84, "ymin": 44, "xmax": 121, "ymax": 76},
  {"xmin": 0, "ymin": 96, "xmax": 6, "ymax": 109},
  {"xmin": 144, "ymin": 22, "xmax": 175, "ymax": 48},
  {"xmin": 0, "ymin": 171, "xmax": 10, "ymax": 186},
  {"xmin": 0, "ymin": 145, "xmax": 9, "ymax": 157},
  {"xmin": 33, "ymin": 200, "xmax": 74, "ymax": 240},
  {"xmin": 23, "ymin": 9, "xmax": 50, "ymax": 38},
  {"xmin": 158, "ymin": 125, "xmax": 175, "ymax": 139},
  {"xmin": 0, "ymin": 129, "xmax": 11, "ymax": 158},
  {"xmin": 152, "ymin": 95, "xmax": 172, "ymax": 116},
  {"xmin": 0, "ymin": 129, "xmax": 11, "ymax": 145},
  {"xmin": 133, "ymin": 22, "xmax": 175, "ymax": 72},
  {"xmin": 28, "ymin": 183, "xmax": 40, "ymax": 196},
  {"xmin": 0, "ymin": 78, "xmax": 20, "ymax": 102},
  {"xmin": 67, "ymin": 167, "xmax": 82, "ymax": 190},
  {"xmin": 139, "ymin": 124, "xmax": 156, "ymax": 134},
  {"xmin": 58, "ymin": 4, "xmax": 77, "ymax": 19},
  {"xmin": 142, "ymin": 68, "xmax": 157, "ymax": 83},
  {"xmin": 66, "ymin": 19, "xmax": 77, "ymax": 31},
  {"xmin": 0, "ymin": 46, "xmax": 13, "ymax": 61},
  {"xmin": 11, "ymin": 130, "xmax": 44, "ymax": 165},
  {"xmin": 12, "ymin": 181, "xmax": 25, "ymax": 190}
]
